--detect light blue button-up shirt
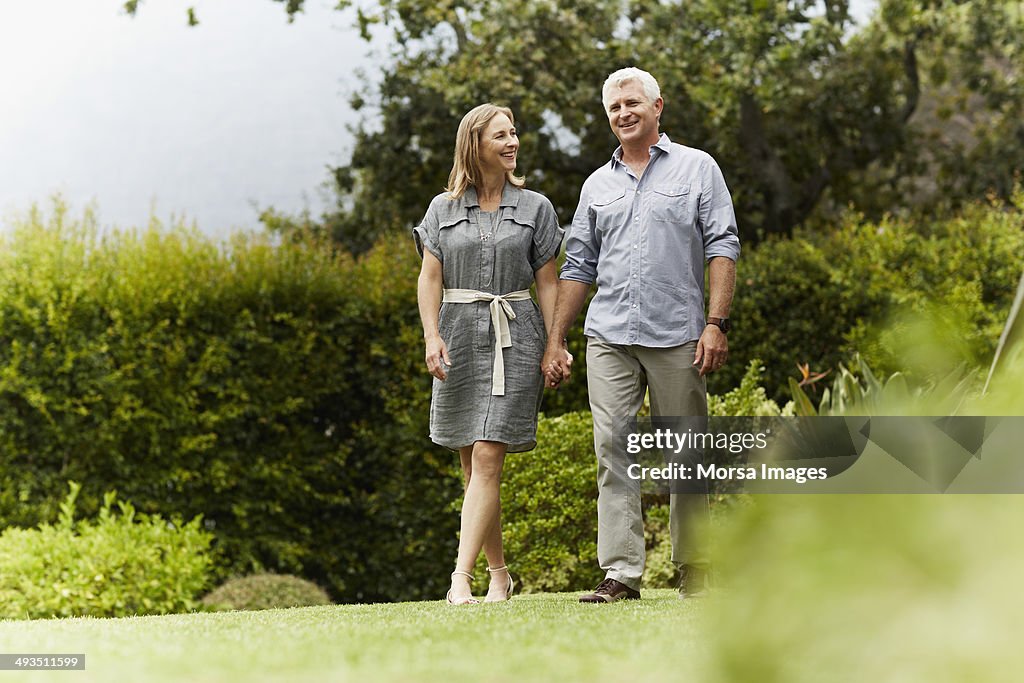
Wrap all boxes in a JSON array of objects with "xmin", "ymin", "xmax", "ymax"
[{"xmin": 560, "ymin": 133, "xmax": 740, "ymax": 347}]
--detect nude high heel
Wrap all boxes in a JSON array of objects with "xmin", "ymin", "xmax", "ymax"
[
  {"xmin": 446, "ymin": 570, "xmax": 480, "ymax": 605},
  {"xmin": 484, "ymin": 565, "xmax": 514, "ymax": 602}
]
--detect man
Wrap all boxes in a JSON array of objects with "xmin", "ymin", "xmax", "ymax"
[{"xmin": 542, "ymin": 67, "xmax": 739, "ymax": 603}]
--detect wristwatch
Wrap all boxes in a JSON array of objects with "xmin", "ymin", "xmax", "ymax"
[{"xmin": 707, "ymin": 317, "xmax": 732, "ymax": 334}]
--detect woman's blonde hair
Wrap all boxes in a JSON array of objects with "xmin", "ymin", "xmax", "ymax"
[{"xmin": 446, "ymin": 103, "xmax": 525, "ymax": 199}]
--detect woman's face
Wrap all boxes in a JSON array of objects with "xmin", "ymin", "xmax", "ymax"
[{"xmin": 478, "ymin": 113, "xmax": 519, "ymax": 177}]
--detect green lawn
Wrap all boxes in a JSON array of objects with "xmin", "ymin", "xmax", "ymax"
[
  {"xmin": 6, "ymin": 495, "xmax": 1024, "ymax": 683},
  {"xmin": 0, "ymin": 590, "xmax": 702, "ymax": 683}
]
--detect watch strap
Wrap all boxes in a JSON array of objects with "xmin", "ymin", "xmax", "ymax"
[{"xmin": 707, "ymin": 317, "xmax": 731, "ymax": 333}]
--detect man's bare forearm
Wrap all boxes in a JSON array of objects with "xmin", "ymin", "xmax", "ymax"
[
  {"xmin": 546, "ymin": 279, "xmax": 591, "ymax": 349},
  {"xmin": 707, "ymin": 256, "xmax": 736, "ymax": 319}
]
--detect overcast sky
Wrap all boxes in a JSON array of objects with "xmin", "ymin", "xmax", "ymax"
[
  {"xmin": 0, "ymin": 0, "xmax": 378, "ymax": 237},
  {"xmin": 0, "ymin": 0, "xmax": 876, "ymax": 239}
]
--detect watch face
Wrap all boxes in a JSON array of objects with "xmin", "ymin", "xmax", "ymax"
[{"xmin": 720, "ymin": 318, "xmax": 732, "ymax": 333}]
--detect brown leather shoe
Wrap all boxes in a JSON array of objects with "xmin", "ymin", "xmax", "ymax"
[{"xmin": 579, "ymin": 578, "xmax": 640, "ymax": 603}]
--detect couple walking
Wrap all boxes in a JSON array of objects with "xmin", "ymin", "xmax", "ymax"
[{"xmin": 414, "ymin": 67, "xmax": 740, "ymax": 605}]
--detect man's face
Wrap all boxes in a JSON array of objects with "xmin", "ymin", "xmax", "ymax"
[{"xmin": 604, "ymin": 80, "xmax": 663, "ymax": 147}]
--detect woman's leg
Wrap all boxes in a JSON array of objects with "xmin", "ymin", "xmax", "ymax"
[
  {"xmin": 482, "ymin": 507, "xmax": 511, "ymax": 601},
  {"xmin": 462, "ymin": 446, "xmax": 510, "ymax": 600},
  {"xmin": 459, "ymin": 446, "xmax": 474, "ymax": 488},
  {"xmin": 448, "ymin": 440, "xmax": 507, "ymax": 602},
  {"xmin": 448, "ymin": 446, "xmax": 476, "ymax": 602}
]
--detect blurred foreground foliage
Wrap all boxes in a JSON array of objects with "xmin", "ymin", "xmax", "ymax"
[
  {"xmin": 702, "ymin": 493, "xmax": 1024, "ymax": 682},
  {"xmin": 700, "ymin": 296, "xmax": 1024, "ymax": 680}
]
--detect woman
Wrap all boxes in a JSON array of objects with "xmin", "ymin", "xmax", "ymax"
[{"xmin": 414, "ymin": 103, "xmax": 563, "ymax": 604}]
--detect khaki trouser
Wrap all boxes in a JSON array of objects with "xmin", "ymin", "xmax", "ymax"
[{"xmin": 586, "ymin": 338, "xmax": 710, "ymax": 591}]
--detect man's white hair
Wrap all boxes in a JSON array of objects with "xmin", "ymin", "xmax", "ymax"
[{"xmin": 602, "ymin": 67, "xmax": 661, "ymax": 109}]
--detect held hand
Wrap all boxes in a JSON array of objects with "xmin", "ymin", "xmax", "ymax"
[
  {"xmin": 541, "ymin": 343, "xmax": 573, "ymax": 389},
  {"xmin": 693, "ymin": 326, "xmax": 728, "ymax": 377},
  {"xmin": 424, "ymin": 335, "xmax": 451, "ymax": 380}
]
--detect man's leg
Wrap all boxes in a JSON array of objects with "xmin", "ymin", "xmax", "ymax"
[
  {"xmin": 637, "ymin": 342, "xmax": 711, "ymax": 580},
  {"xmin": 586, "ymin": 338, "xmax": 648, "ymax": 592}
]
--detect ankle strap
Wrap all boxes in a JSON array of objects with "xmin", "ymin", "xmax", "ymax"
[
  {"xmin": 451, "ymin": 570, "xmax": 475, "ymax": 581},
  {"xmin": 486, "ymin": 565, "xmax": 508, "ymax": 573}
]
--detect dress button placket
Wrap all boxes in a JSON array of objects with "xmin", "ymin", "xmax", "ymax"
[
  {"xmin": 477, "ymin": 208, "xmax": 496, "ymax": 346},
  {"xmin": 480, "ymin": 209, "xmax": 496, "ymax": 289}
]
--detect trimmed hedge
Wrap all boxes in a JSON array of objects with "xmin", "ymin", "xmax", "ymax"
[
  {"xmin": 0, "ymin": 202, "xmax": 459, "ymax": 603},
  {"xmin": 2, "ymin": 196, "xmax": 1017, "ymax": 603}
]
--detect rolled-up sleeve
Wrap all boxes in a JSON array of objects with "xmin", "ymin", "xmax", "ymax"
[
  {"xmin": 560, "ymin": 185, "xmax": 600, "ymax": 284},
  {"xmin": 699, "ymin": 158, "xmax": 740, "ymax": 262},
  {"xmin": 412, "ymin": 197, "xmax": 443, "ymax": 261},
  {"xmin": 529, "ymin": 198, "xmax": 565, "ymax": 270}
]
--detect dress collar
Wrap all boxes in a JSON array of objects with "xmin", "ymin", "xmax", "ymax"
[{"xmin": 464, "ymin": 183, "xmax": 521, "ymax": 209}]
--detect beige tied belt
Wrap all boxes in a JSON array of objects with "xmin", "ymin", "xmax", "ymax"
[{"xmin": 442, "ymin": 288, "xmax": 533, "ymax": 396}]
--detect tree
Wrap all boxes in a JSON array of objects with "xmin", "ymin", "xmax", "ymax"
[
  {"xmin": 126, "ymin": 0, "xmax": 1023, "ymax": 251},
  {"xmin": 323, "ymin": 0, "xmax": 1022, "ymax": 251},
  {"xmin": 123, "ymin": 0, "xmax": 303, "ymax": 25},
  {"xmin": 823, "ymin": 1, "xmax": 1024, "ymax": 219}
]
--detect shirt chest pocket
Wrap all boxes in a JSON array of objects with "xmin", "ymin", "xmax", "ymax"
[
  {"xmin": 650, "ymin": 184, "xmax": 690, "ymax": 224},
  {"xmin": 591, "ymin": 190, "xmax": 627, "ymax": 234},
  {"xmin": 437, "ymin": 215, "xmax": 472, "ymax": 251},
  {"xmin": 496, "ymin": 211, "xmax": 535, "ymax": 264}
]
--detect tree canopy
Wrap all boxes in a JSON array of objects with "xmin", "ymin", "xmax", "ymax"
[{"xmin": 127, "ymin": 0, "xmax": 1024, "ymax": 252}]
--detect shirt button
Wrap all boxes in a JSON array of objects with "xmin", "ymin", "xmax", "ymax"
[
  {"xmin": 632, "ymin": 244, "xmax": 637, "ymax": 249},
  {"xmin": 632, "ymin": 304, "xmax": 638, "ymax": 308},
  {"xmin": 634, "ymin": 216, "xmax": 639, "ymax": 222}
]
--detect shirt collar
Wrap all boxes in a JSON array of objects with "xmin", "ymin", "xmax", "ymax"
[
  {"xmin": 464, "ymin": 183, "xmax": 521, "ymax": 209},
  {"xmin": 610, "ymin": 132, "xmax": 672, "ymax": 168}
]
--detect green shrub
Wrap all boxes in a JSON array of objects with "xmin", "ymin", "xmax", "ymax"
[
  {"xmin": 643, "ymin": 494, "xmax": 756, "ymax": 590},
  {"xmin": 0, "ymin": 482, "xmax": 212, "ymax": 620},
  {"xmin": 5, "ymin": 196, "xmax": 1016, "ymax": 606},
  {"xmin": 715, "ymin": 198, "xmax": 1024, "ymax": 400},
  {"xmin": 709, "ymin": 360, "xmax": 793, "ymax": 417},
  {"xmin": 0, "ymin": 201, "xmax": 460, "ymax": 604},
  {"xmin": 496, "ymin": 360, "xmax": 788, "ymax": 593},
  {"xmin": 202, "ymin": 573, "xmax": 332, "ymax": 611},
  {"xmin": 716, "ymin": 235, "xmax": 863, "ymax": 402},
  {"xmin": 494, "ymin": 411, "xmax": 601, "ymax": 593},
  {"xmin": 641, "ymin": 503, "xmax": 676, "ymax": 589}
]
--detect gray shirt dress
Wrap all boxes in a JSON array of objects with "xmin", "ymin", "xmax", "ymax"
[{"xmin": 413, "ymin": 184, "xmax": 564, "ymax": 452}]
